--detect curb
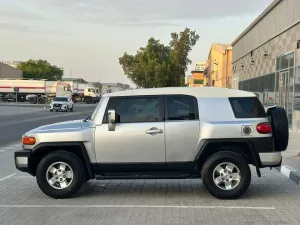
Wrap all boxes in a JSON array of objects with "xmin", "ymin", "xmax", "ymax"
[{"xmin": 276, "ymin": 164, "xmax": 300, "ymax": 186}]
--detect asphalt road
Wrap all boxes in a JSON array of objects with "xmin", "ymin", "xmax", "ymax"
[{"xmin": 0, "ymin": 104, "xmax": 96, "ymax": 147}]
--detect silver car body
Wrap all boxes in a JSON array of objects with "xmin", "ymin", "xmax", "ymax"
[{"xmin": 22, "ymin": 87, "xmax": 279, "ymax": 166}]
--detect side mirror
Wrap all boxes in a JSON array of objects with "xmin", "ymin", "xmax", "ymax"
[{"xmin": 108, "ymin": 109, "xmax": 116, "ymax": 131}]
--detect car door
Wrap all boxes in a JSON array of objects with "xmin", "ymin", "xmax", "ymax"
[
  {"xmin": 94, "ymin": 95, "xmax": 165, "ymax": 163},
  {"xmin": 164, "ymin": 95, "xmax": 200, "ymax": 162}
]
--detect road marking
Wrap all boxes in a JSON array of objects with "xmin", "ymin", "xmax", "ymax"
[
  {"xmin": 0, "ymin": 150, "xmax": 6, "ymax": 153},
  {"xmin": 0, "ymin": 173, "xmax": 16, "ymax": 182},
  {"xmin": 0, "ymin": 204, "xmax": 275, "ymax": 210}
]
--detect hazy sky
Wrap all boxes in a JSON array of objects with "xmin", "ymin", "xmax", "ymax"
[{"xmin": 0, "ymin": 0, "xmax": 273, "ymax": 86}]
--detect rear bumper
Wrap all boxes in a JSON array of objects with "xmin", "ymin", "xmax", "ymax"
[
  {"xmin": 259, "ymin": 152, "xmax": 282, "ymax": 167},
  {"xmin": 14, "ymin": 149, "xmax": 34, "ymax": 175}
]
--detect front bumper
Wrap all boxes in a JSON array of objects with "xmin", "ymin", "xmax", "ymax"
[
  {"xmin": 14, "ymin": 149, "xmax": 34, "ymax": 175},
  {"xmin": 49, "ymin": 104, "xmax": 68, "ymax": 111}
]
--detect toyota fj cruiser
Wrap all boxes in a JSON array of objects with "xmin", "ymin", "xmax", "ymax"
[{"xmin": 14, "ymin": 87, "xmax": 289, "ymax": 199}]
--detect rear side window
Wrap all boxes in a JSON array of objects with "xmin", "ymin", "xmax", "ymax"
[{"xmin": 229, "ymin": 97, "xmax": 266, "ymax": 118}]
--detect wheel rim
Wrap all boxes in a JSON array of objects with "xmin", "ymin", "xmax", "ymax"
[
  {"xmin": 212, "ymin": 162, "xmax": 241, "ymax": 191},
  {"xmin": 46, "ymin": 162, "xmax": 74, "ymax": 190}
]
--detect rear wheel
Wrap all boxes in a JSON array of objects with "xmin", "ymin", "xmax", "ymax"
[
  {"xmin": 85, "ymin": 97, "xmax": 92, "ymax": 104},
  {"xmin": 201, "ymin": 151, "xmax": 251, "ymax": 199},
  {"xmin": 37, "ymin": 97, "xmax": 45, "ymax": 104},
  {"xmin": 36, "ymin": 151, "xmax": 85, "ymax": 198},
  {"xmin": 29, "ymin": 97, "xmax": 37, "ymax": 104}
]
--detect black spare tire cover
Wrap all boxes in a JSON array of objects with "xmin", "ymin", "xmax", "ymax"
[{"xmin": 267, "ymin": 107, "xmax": 289, "ymax": 151}]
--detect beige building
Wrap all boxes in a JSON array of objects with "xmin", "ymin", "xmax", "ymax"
[
  {"xmin": 0, "ymin": 62, "xmax": 23, "ymax": 79},
  {"xmin": 232, "ymin": 0, "xmax": 300, "ymax": 130},
  {"xmin": 204, "ymin": 43, "xmax": 232, "ymax": 88}
]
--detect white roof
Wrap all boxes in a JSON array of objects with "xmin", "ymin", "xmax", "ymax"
[{"xmin": 102, "ymin": 87, "xmax": 255, "ymax": 98}]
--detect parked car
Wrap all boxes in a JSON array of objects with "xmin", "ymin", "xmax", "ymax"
[
  {"xmin": 49, "ymin": 96, "xmax": 74, "ymax": 112},
  {"xmin": 14, "ymin": 87, "xmax": 289, "ymax": 199}
]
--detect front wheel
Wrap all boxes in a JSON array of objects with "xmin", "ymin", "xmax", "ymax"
[
  {"xmin": 201, "ymin": 151, "xmax": 251, "ymax": 199},
  {"xmin": 36, "ymin": 151, "xmax": 86, "ymax": 198}
]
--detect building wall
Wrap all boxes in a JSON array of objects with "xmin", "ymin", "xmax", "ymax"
[
  {"xmin": 232, "ymin": 23, "xmax": 300, "ymax": 82},
  {"xmin": 205, "ymin": 46, "xmax": 232, "ymax": 88},
  {"xmin": 0, "ymin": 62, "xmax": 23, "ymax": 79},
  {"xmin": 232, "ymin": 0, "xmax": 300, "ymax": 63}
]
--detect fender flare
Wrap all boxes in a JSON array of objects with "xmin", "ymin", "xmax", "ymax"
[
  {"xmin": 31, "ymin": 142, "xmax": 94, "ymax": 179},
  {"xmin": 194, "ymin": 139, "xmax": 262, "ymax": 177}
]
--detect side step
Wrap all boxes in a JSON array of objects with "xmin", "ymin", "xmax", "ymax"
[{"xmin": 95, "ymin": 173, "xmax": 200, "ymax": 180}]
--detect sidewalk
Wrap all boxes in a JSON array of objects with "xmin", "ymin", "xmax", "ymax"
[
  {"xmin": 278, "ymin": 131, "xmax": 300, "ymax": 185},
  {"xmin": 282, "ymin": 130, "xmax": 300, "ymax": 171}
]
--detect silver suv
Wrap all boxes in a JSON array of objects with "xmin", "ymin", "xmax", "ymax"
[{"xmin": 15, "ymin": 87, "xmax": 289, "ymax": 199}]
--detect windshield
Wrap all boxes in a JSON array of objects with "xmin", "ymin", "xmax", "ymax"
[
  {"xmin": 91, "ymin": 97, "xmax": 104, "ymax": 121},
  {"xmin": 53, "ymin": 97, "xmax": 68, "ymax": 102}
]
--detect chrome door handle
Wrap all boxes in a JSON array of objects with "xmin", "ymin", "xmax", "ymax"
[{"xmin": 146, "ymin": 128, "xmax": 163, "ymax": 134}]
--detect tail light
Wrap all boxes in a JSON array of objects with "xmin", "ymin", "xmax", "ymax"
[{"xmin": 256, "ymin": 123, "xmax": 272, "ymax": 134}]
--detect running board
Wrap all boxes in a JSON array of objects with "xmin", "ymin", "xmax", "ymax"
[{"xmin": 95, "ymin": 173, "xmax": 200, "ymax": 180}]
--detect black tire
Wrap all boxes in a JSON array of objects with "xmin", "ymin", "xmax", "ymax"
[
  {"xmin": 267, "ymin": 107, "xmax": 289, "ymax": 151},
  {"xmin": 85, "ymin": 97, "xmax": 92, "ymax": 104},
  {"xmin": 29, "ymin": 97, "xmax": 37, "ymax": 104},
  {"xmin": 201, "ymin": 151, "xmax": 251, "ymax": 199},
  {"xmin": 70, "ymin": 106, "xmax": 73, "ymax": 112},
  {"xmin": 37, "ymin": 97, "xmax": 45, "ymax": 104},
  {"xmin": 50, "ymin": 109, "xmax": 53, "ymax": 112},
  {"xmin": 36, "ymin": 151, "xmax": 86, "ymax": 198}
]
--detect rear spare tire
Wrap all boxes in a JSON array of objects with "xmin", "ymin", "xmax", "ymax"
[
  {"xmin": 267, "ymin": 107, "xmax": 289, "ymax": 151},
  {"xmin": 201, "ymin": 151, "xmax": 251, "ymax": 199}
]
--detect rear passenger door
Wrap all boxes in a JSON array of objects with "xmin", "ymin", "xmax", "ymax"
[{"xmin": 165, "ymin": 95, "xmax": 200, "ymax": 162}]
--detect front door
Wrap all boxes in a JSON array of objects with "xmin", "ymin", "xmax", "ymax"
[{"xmin": 94, "ymin": 95, "xmax": 165, "ymax": 163}]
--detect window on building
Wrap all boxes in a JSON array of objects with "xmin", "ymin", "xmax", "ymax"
[
  {"xmin": 166, "ymin": 95, "xmax": 198, "ymax": 121},
  {"xmin": 297, "ymin": 40, "xmax": 300, "ymax": 49},
  {"xmin": 193, "ymin": 79, "xmax": 204, "ymax": 84}
]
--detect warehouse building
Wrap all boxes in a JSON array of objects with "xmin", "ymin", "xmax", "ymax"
[
  {"xmin": 0, "ymin": 62, "xmax": 23, "ymax": 79},
  {"xmin": 231, "ymin": 0, "xmax": 300, "ymax": 130}
]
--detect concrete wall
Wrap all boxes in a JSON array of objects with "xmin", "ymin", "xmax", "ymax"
[
  {"xmin": 232, "ymin": 23, "xmax": 300, "ymax": 82},
  {"xmin": 232, "ymin": 0, "xmax": 300, "ymax": 62},
  {"xmin": 0, "ymin": 62, "xmax": 23, "ymax": 79}
]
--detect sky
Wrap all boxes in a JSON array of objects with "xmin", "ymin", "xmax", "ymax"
[{"xmin": 0, "ymin": 0, "xmax": 274, "ymax": 87}]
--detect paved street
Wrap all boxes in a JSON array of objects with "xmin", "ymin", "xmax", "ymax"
[
  {"xmin": 0, "ymin": 104, "xmax": 96, "ymax": 147},
  {"xmin": 0, "ymin": 143, "xmax": 300, "ymax": 225}
]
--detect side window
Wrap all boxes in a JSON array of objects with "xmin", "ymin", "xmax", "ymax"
[
  {"xmin": 104, "ymin": 96, "xmax": 160, "ymax": 123},
  {"xmin": 229, "ymin": 97, "xmax": 266, "ymax": 118},
  {"xmin": 166, "ymin": 95, "xmax": 198, "ymax": 121}
]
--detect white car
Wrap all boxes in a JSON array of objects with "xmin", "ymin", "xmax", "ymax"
[{"xmin": 49, "ymin": 96, "xmax": 73, "ymax": 112}]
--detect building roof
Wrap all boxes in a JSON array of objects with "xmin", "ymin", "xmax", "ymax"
[
  {"xmin": 231, "ymin": 0, "xmax": 282, "ymax": 46},
  {"xmin": 102, "ymin": 87, "xmax": 255, "ymax": 98},
  {"xmin": 62, "ymin": 78, "xmax": 88, "ymax": 83}
]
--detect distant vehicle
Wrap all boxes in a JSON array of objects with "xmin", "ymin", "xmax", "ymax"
[
  {"xmin": 49, "ymin": 96, "xmax": 73, "ymax": 112},
  {"xmin": 0, "ymin": 79, "xmax": 72, "ymax": 104},
  {"xmin": 63, "ymin": 81, "xmax": 101, "ymax": 104}
]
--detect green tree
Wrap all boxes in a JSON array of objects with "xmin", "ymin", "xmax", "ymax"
[
  {"xmin": 17, "ymin": 59, "xmax": 64, "ymax": 80},
  {"xmin": 119, "ymin": 28, "xmax": 199, "ymax": 88}
]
